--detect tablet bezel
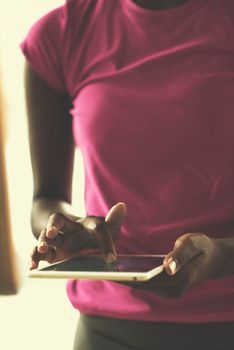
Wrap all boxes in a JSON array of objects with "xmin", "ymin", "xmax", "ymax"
[{"xmin": 28, "ymin": 254, "xmax": 165, "ymax": 282}]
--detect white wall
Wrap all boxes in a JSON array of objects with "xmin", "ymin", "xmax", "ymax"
[{"xmin": 0, "ymin": 2, "xmax": 85, "ymax": 349}]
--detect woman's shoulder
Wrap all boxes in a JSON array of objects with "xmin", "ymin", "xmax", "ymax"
[
  {"xmin": 27, "ymin": 0, "xmax": 102, "ymax": 34},
  {"xmin": 22, "ymin": 0, "xmax": 104, "ymax": 50}
]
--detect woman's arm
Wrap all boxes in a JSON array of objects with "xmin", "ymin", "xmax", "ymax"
[
  {"xmin": 24, "ymin": 62, "xmax": 75, "ymax": 238},
  {"xmin": 24, "ymin": 64, "xmax": 126, "ymax": 268}
]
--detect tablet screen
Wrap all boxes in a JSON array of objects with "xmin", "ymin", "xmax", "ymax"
[{"xmin": 39, "ymin": 255, "xmax": 165, "ymax": 273}]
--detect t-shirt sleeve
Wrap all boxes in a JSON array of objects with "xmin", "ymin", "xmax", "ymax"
[{"xmin": 20, "ymin": 6, "xmax": 68, "ymax": 93}]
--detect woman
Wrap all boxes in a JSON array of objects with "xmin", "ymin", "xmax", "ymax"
[{"xmin": 21, "ymin": 0, "xmax": 234, "ymax": 348}]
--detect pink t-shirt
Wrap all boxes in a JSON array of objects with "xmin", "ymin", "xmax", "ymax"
[{"xmin": 21, "ymin": 0, "xmax": 234, "ymax": 323}]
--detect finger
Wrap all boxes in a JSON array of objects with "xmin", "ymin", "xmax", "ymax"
[
  {"xmin": 38, "ymin": 228, "xmax": 67, "ymax": 254},
  {"xmin": 164, "ymin": 233, "xmax": 204, "ymax": 275},
  {"xmin": 101, "ymin": 202, "xmax": 126, "ymax": 261},
  {"xmin": 105, "ymin": 202, "xmax": 126, "ymax": 230},
  {"xmin": 30, "ymin": 246, "xmax": 57, "ymax": 270},
  {"xmin": 39, "ymin": 247, "xmax": 57, "ymax": 264},
  {"xmin": 30, "ymin": 245, "xmax": 56, "ymax": 269},
  {"xmin": 95, "ymin": 221, "xmax": 117, "ymax": 263},
  {"xmin": 37, "ymin": 228, "xmax": 49, "ymax": 253},
  {"xmin": 46, "ymin": 212, "xmax": 82, "ymax": 238},
  {"xmin": 46, "ymin": 213, "xmax": 66, "ymax": 238},
  {"xmin": 30, "ymin": 246, "xmax": 41, "ymax": 270},
  {"xmin": 46, "ymin": 233, "xmax": 66, "ymax": 250}
]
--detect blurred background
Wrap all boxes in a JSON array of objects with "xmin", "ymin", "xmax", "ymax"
[{"xmin": 0, "ymin": 1, "xmax": 85, "ymax": 349}]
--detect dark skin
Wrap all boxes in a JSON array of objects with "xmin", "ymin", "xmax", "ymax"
[
  {"xmin": 132, "ymin": 0, "xmax": 190, "ymax": 10},
  {"xmin": 25, "ymin": 64, "xmax": 126, "ymax": 266},
  {"xmin": 25, "ymin": 0, "xmax": 234, "ymax": 299}
]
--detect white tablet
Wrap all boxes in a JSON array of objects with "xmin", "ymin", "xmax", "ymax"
[{"xmin": 28, "ymin": 254, "xmax": 165, "ymax": 282}]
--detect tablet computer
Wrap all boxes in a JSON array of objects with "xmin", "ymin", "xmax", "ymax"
[{"xmin": 28, "ymin": 254, "xmax": 165, "ymax": 282}]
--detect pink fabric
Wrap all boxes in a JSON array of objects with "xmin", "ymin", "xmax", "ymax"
[{"xmin": 21, "ymin": 0, "xmax": 234, "ymax": 322}]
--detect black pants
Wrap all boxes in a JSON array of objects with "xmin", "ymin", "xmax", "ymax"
[{"xmin": 73, "ymin": 314, "xmax": 234, "ymax": 350}]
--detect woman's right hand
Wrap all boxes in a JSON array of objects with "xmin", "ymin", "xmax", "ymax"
[{"xmin": 30, "ymin": 202, "xmax": 126, "ymax": 270}]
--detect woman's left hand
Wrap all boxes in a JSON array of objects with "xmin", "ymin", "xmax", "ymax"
[{"xmin": 128, "ymin": 233, "xmax": 232, "ymax": 298}]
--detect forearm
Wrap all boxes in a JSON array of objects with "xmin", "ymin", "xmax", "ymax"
[
  {"xmin": 25, "ymin": 64, "xmax": 76, "ymax": 240},
  {"xmin": 31, "ymin": 197, "xmax": 79, "ymax": 239}
]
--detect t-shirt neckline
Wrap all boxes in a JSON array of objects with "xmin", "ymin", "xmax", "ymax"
[{"xmin": 121, "ymin": 0, "xmax": 205, "ymax": 21}]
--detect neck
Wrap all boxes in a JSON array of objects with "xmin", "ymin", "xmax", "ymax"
[{"xmin": 132, "ymin": 0, "xmax": 190, "ymax": 10}]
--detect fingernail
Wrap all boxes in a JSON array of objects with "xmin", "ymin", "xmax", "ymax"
[
  {"xmin": 168, "ymin": 259, "xmax": 177, "ymax": 275},
  {"xmin": 38, "ymin": 241, "xmax": 47, "ymax": 252},
  {"xmin": 106, "ymin": 253, "xmax": 117, "ymax": 263},
  {"xmin": 46, "ymin": 226, "xmax": 57, "ymax": 238}
]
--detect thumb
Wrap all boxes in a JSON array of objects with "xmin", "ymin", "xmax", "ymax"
[{"xmin": 105, "ymin": 202, "xmax": 126, "ymax": 230}]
